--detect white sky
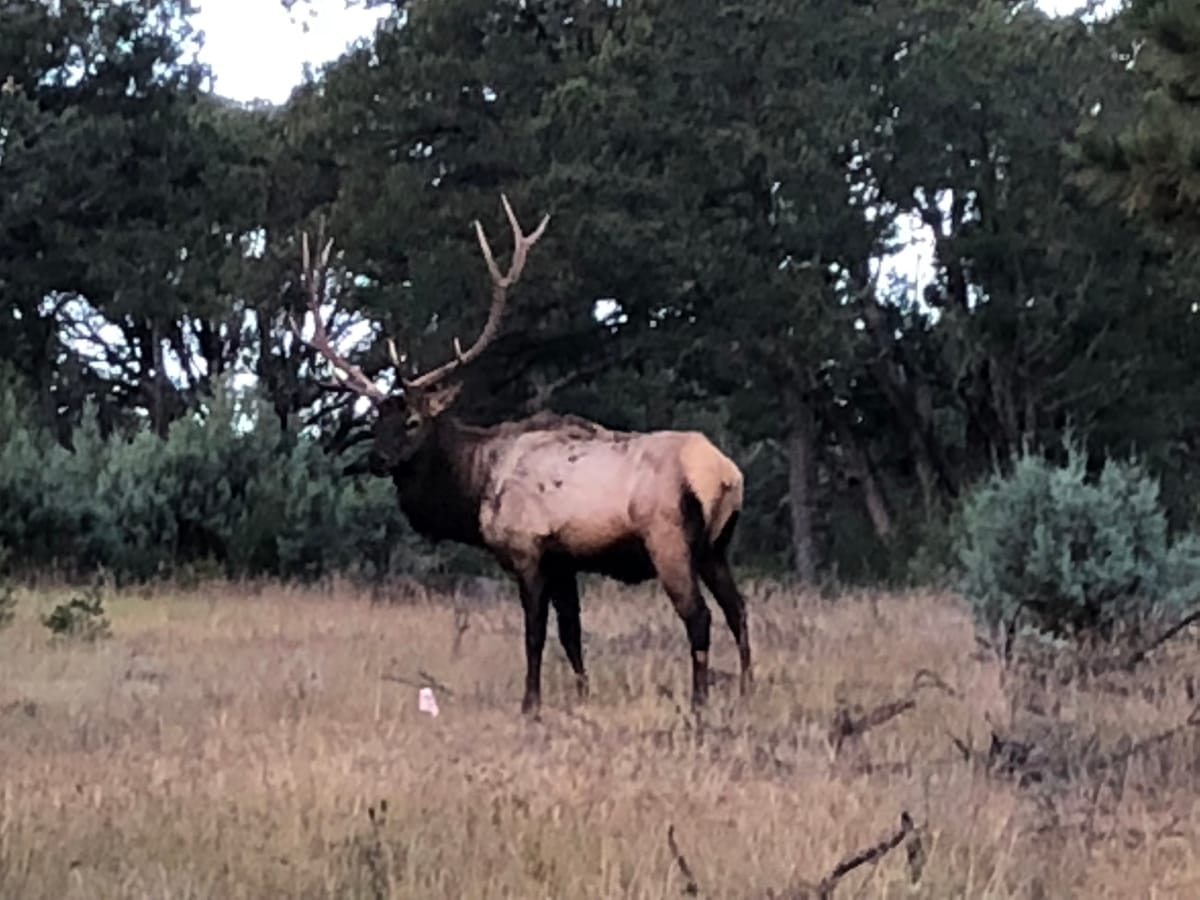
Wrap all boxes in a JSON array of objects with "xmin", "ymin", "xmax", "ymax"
[{"xmin": 193, "ymin": 0, "xmax": 390, "ymax": 104}]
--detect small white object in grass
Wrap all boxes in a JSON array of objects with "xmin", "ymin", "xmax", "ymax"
[{"xmin": 418, "ymin": 687, "xmax": 440, "ymax": 717}]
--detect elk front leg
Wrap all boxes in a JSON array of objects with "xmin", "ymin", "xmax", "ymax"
[
  {"xmin": 550, "ymin": 570, "xmax": 588, "ymax": 700},
  {"xmin": 516, "ymin": 569, "xmax": 550, "ymax": 716}
]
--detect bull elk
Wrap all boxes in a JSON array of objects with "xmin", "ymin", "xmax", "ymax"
[{"xmin": 288, "ymin": 195, "xmax": 752, "ymax": 714}]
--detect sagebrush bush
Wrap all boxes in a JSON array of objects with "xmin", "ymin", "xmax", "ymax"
[
  {"xmin": 41, "ymin": 583, "xmax": 111, "ymax": 642},
  {"xmin": 0, "ymin": 576, "xmax": 14, "ymax": 631},
  {"xmin": 0, "ymin": 584, "xmax": 14, "ymax": 630},
  {"xmin": 0, "ymin": 544, "xmax": 13, "ymax": 630},
  {"xmin": 0, "ymin": 383, "xmax": 413, "ymax": 582},
  {"xmin": 955, "ymin": 442, "xmax": 1200, "ymax": 639}
]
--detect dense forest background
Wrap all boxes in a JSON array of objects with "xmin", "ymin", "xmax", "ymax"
[{"xmin": 2, "ymin": 0, "xmax": 1198, "ymax": 588}]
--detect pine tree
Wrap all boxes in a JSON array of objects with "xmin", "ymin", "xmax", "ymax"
[{"xmin": 1074, "ymin": 0, "xmax": 1200, "ymax": 240}]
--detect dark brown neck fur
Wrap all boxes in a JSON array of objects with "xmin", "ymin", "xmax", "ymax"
[{"xmin": 390, "ymin": 417, "xmax": 490, "ymax": 546}]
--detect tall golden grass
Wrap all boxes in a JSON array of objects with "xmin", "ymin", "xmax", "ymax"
[{"xmin": 1, "ymin": 578, "xmax": 1198, "ymax": 898}]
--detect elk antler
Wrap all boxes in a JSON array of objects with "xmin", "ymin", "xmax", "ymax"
[
  {"xmin": 288, "ymin": 222, "xmax": 387, "ymax": 404},
  {"xmin": 403, "ymin": 194, "xmax": 550, "ymax": 391}
]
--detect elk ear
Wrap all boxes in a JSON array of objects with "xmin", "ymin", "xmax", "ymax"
[
  {"xmin": 425, "ymin": 382, "xmax": 463, "ymax": 417},
  {"xmin": 406, "ymin": 382, "xmax": 463, "ymax": 423}
]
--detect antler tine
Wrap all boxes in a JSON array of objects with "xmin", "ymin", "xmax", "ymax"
[
  {"xmin": 387, "ymin": 337, "xmax": 405, "ymax": 371},
  {"xmin": 474, "ymin": 216, "xmax": 505, "ymax": 288},
  {"xmin": 502, "ymin": 193, "xmax": 551, "ymax": 279},
  {"xmin": 289, "ymin": 227, "xmax": 387, "ymax": 404},
  {"xmin": 404, "ymin": 193, "xmax": 550, "ymax": 391}
]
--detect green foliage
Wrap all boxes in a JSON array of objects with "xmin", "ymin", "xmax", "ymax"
[
  {"xmin": 955, "ymin": 441, "xmax": 1200, "ymax": 639},
  {"xmin": 41, "ymin": 583, "xmax": 110, "ymax": 642},
  {"xmin": 0, "ymin": 384, "xmax": 413, "ymax": 583},
  {"xmin": 6, "ymin": 0, "xmax": 1200, "ymax": 589},
  {"xmin": 0, "ymin": 584, "xmax": 14, "ymax": 631},
  {"xmin": 1073, "ymin": 0, "xmax": 1200, "ymax": 240},
  {"xmin": 0, "ymin": 547, "xmax": 14, "ymax": 628},
  {"xmin": 0, "ymin": 387, "xmax": 81, "ymax": 566},
  {"xmin": 0, "ymin": 544, "xmax": 14, "ymax": 630},
  {"xmin": 0, "ymin": 0, "xmax": 284, "ymax": 437},
  {"xmin": 903, "ymin": 511, "xmax": 964, "ymax": 592}
]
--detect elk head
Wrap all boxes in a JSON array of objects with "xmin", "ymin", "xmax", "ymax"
[{"xmin": 288, "ymin": 195, "xmax": 550, "ymax": 472}]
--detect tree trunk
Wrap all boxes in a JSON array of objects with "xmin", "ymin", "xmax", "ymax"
[
  {"xmin": 835, "ymin": 417, "xmax": 894, "ymax": 544},
  {"xmin": 784, "ymin": 386, "xmax": 818, "ymax": 584},
  {"xmin": 150, "ymin": 320, "xmax": 171, "ymax": 438},
  {"xmin": 860, "ymin": 466, "xmax": 894, "ymax": 544},
  {"xmin": 858, "ymin": 296, "xmax": 959, "ymax": 507}
]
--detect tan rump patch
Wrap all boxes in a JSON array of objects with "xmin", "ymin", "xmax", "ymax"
[{"xmin": 678, "ymin": 434, "xmax": 744, "ymax": 543}]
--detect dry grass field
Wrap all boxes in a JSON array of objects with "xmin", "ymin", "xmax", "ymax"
[{"xmin": 2, "ymin": 577, "xmax": 1199, "ymax": 899}]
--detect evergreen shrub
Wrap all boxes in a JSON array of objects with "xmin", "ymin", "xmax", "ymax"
[{"xmin": 955, "ymin": 441, "xmax": 1200, "ymax": 639}]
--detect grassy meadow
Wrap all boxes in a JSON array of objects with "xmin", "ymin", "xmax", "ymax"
[{"xmin": 1, "ymin": 577, "xmax": 1198, "ymax": 898}]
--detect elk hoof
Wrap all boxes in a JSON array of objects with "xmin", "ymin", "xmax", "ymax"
[
  {"xmin": 575, "ymin": 676, "xmax": 590, "ymax": 700},
  {"xmin": 521, "ymin": 695, "xmax": 541, "ymax": 716}
]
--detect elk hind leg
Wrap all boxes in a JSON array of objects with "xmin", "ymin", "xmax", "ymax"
[
  {"xmin": 549, "ymin": 569, "xmax": 588, "ymax": 699},
  {"xmin": 646, "ymin": 533, "xmax": 712, "ymax": 708},
  {"xmin": 699, "ymin": 550, "xmax": 753, "ymax": 696}
]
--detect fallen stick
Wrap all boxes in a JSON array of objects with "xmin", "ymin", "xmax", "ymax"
[
  {"xmin": 829, "ymin": 668, "xmax": 961, "ymax": 756},
  {"xmin": 669, "ymin": 811, "xmax": 922, "ymax": 898},
  {"xmin": 667, "ymin": 825, "xmax": 700, "ymax": 895},
  {"xmin": 381, "ymin": 670, "xmax": 456, "ymax": 697},
  {"xmin": 829, "ymin": 698, "xmax": 916, "ymax": 754},
  {"xmin": 814, "ymin": 811, "xmax": 916, "ymax": 898},
  {"xmin": 1109, "ymin": 607, "xmax": 1200, "ymax": 673},
  {"xmin": 1086, "ymin": 703, "xmax": 1200, "ymax": 775}
]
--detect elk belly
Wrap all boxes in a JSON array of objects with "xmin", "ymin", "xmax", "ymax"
[
  {"xmin": 485, "ymin": 471, "xmax": 634, "ymax": 550},
  {"xmin": 536, "ymin": 478, "xmax": 657, "ymax": 584}
]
